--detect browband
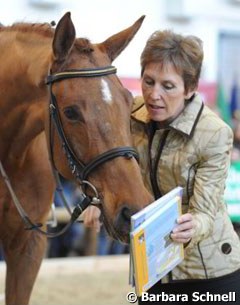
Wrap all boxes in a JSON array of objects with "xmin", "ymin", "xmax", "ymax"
[{"xmin": 46, "ymin": 65, "xmax": 117, "ymax": 84}]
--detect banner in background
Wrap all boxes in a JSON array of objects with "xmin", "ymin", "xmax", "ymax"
[{"xmin": 225, "ymin": 161, "xmax": 240, "ymax": 223}]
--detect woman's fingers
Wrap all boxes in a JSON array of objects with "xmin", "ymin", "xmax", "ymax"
[
  {"xmin": 171, "ymin": 230, "xmax": 194, "ymax": 243},
  {"xmin": 170, "ymin": 213, "xmax": 195, "ymax": 244},
  {"xmin": 82, "ymin": 206, "xmax": 102, "ymax": 232}
]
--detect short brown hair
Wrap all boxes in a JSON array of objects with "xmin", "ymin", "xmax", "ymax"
[{"xmin": 140, "ymin": 30, "xmax": 203, "ymax": 92}]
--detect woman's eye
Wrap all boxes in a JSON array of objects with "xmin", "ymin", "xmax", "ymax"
[
  {"xmin": 144, "ymin": 78, "xmax": 154, "ymax": 86},
  {"xmin": 63, "ymin": 105, "xmax": 84, "ymax": 122},
  {"xmin": 163, "ymin": 83, "xmax": 174, "ymax": 90}
]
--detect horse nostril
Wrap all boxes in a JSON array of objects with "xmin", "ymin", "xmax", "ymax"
[
  {"xmin": 114, "ymin": 206, "xmax": 137, "ymax": 243},
  {"xmin": 121, "ymin": 206, "xmax": 131, "ymax": 222}
]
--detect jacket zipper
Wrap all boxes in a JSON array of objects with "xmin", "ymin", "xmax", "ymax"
[{"xmin": 148, "ymin": 129, "xmax": 170, "ymax": 199}]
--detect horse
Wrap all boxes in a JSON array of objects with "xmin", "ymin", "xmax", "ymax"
[{"xmin": 0, "ymin": 12, "xmax": 153, "ymax": 305}]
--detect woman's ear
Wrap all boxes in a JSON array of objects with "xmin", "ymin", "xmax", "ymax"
[{"xmin": 185, "ymin": 88, "xmax": 196, "ymax": 100}]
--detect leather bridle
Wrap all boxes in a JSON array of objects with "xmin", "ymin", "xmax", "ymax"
[
  {"xmin": 44, "ymin": 65, "xmax": 139, "ymax": 236},
  {"xmin": 0, "ymin": 65, "xmax": 139, "ymax": 238},
  {"xmin": 46, "ymin": 65, "xmax": 139, "ymax": 202}
]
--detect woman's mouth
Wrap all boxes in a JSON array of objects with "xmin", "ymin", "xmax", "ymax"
[
  {"xmin": 148, "ymin": 104, "xmax": 165, "ymax": 111},
  {"xmin": 150, "ymin": 104, "xmax": 163, "ymax": 109}
]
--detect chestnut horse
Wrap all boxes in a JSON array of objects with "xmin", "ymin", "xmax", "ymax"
[{"xmin": 0, "ymin": 12, "xmax": 152, "ymax": 305}]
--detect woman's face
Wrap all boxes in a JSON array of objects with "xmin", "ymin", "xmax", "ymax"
[{"xmin": 141, "ymin": 62, "xmax": 194, "ymax": 122}]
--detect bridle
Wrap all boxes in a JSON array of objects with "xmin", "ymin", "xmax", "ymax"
[
  {"xmin": 47, "ymin": 65, "xmax": 139, "ymax": 195},
  {"xmin": 0, "ymin": 65, "xmax": 139, "ymax": 238},
  {"xmin": 46, "ymin": 64, "xmax": 139, "ymax": 212}
]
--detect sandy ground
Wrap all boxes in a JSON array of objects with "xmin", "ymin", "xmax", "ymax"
[{"xmin": 0, "ymin": 255, "xmax": 135, "ymax": 305}]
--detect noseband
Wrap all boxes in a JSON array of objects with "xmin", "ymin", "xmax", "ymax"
[{"xmin": 46, "ymin": 65, "xmax": 139, "ymax": 215}]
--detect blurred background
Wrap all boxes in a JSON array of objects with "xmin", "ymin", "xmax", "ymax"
[{"xmin": 1, "ymin": 0, "xmax": 240, "ymax": 258}]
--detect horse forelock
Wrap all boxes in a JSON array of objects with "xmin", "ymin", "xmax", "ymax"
[{"xmin": 75, "ymin": 38, "xmax": 94, "ymax": 54}]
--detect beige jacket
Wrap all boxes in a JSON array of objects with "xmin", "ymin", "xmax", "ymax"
[{"xmin": 131, "ymin": 93, "xmax": 240, "ymax": 281}]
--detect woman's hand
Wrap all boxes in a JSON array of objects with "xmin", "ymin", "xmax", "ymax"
[
  {"xmin": 81, "ymin": 205, "xmax": 102, "ymax": 233},
  {"xmin": 170, "ymin": 213, "xmax": 195, "ymax": 244}
]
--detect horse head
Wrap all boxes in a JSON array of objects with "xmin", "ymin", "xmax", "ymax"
[{"xmin": 47, "ymin": 12, "xmax": 153, "ymax": 242}]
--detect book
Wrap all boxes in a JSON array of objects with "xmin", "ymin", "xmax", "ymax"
[
  {"xmin": 130, "ymin": 187, "xmax": 184, "ymax": 296},
  {"xmin": 129, "ymin": 187, "xmax": 183, "ymax": 286}
]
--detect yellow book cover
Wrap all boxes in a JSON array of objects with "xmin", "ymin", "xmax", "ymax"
[{"xmin": 131, "ymin": 228, "xmax": 149, "ymax": 296}]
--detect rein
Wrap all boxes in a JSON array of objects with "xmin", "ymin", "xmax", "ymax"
[{"xmin": 0, "ymin": 65, "xmax": 139, "ymax": 238}]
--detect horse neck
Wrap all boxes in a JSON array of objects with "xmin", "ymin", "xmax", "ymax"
[{"xmin": 0, "ymin": 29, "xmax": 52, "ymax": 164}]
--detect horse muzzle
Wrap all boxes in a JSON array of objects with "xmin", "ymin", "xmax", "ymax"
[{"xmin": 113, "ymin": 205, "xmax": 137, "ymax": 244}]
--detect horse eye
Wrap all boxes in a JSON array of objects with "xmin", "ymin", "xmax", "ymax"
[{"xmin": 63, "ymin": 105, "xmax": 84, "ymax": 122}]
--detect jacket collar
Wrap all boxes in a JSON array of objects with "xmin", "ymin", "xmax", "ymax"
[{"xmin": 131, "ymin": 93, "xmax": 204, "ymax": 139}]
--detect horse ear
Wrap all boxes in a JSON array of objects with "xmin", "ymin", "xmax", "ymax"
[
  {"xmin": 99, "ymin": 15, "xmax": 145, "ymax": 62},
  {"xmin": 52, "ymin": 12, "xmax": 76, "ymax": 61}
]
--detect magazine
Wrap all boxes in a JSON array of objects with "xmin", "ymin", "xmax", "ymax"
[{"xmin": 130, "ymin": 187, "xmax": 184, "ymax": 296}]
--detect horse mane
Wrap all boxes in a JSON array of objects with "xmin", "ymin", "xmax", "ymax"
[
  {"xmin": 0, "ymin": 22, "xmax": 55, "ymax": 38},
  {"xmin": 0, "ymin": 21, "xmax": 94, "ymax": 54}
]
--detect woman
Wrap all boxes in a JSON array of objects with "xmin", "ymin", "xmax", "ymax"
[
  {"xmin": 131, "ymin": 29, "xmax": 240, "ymax": 304},
  {"xmin": 84, "ymin": 30, "xmax": 240, "ymax": 304}
]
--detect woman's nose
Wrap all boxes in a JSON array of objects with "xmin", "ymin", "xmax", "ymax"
[{"xmin": 150, "ymin": 84, "xmax": 162, "ymax": 100}]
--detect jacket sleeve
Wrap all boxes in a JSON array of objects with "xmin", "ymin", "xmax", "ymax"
[{"xmin": 187, "ymin": 124, "xmax": 233, "ymax": 247}]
